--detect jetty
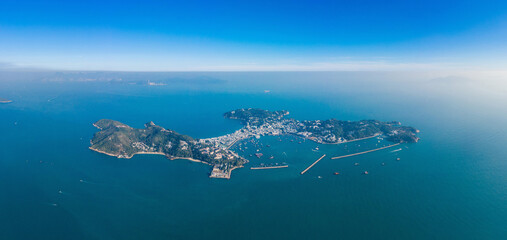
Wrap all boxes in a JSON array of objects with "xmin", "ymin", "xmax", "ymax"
[
  {"xmin": 251, "ymin": 165, "xmax": 288, "ymax": 170},
  {"xmin": 300, "ymin": 154, "xmax": 326, "ymax": 175},
  {"xmin": 331, "ymin": 143, "xmax": 400, "ymax": 160}
]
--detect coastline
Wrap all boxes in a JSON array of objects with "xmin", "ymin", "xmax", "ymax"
[
  {"xmin": 92, "ymin": 123, "xmax": 102, "ymax": 130},
  {"xmin": 89, "ymin": 147, "xmax": 166, "ymax": 159},
  {"xmin": 228, "ymin": 133, "xmax": 382, "ymax": 150},
  {"xmin": 168, "ymin": 157, "xmax": 211, "ymax": 165},
  {"xmin": 89, "ymin": 147, "xmax": 210, "ymax": 165},
  {"xmin": 304, "ymin": 133, "xmax": 381, "ymax": 145},
  {"xmin": 89, "ymin": 146, "xmax": 246, "ymax": 178}
]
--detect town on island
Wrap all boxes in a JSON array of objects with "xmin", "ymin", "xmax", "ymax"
[{"xmin": 89, "ymin": 108, "xmax": 419, "ymax": 179}]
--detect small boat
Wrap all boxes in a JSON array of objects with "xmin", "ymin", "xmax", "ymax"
[
  {"xmin": 334, "ymin": 172, "xmax": 340, "ymax": 175},
  {"xmin": 317, "ymin": 176, "xmax": 322, "ymax": 179},
  {"xmin": 381, "ymin": 163, "xmax": 385, "ymax": 166},
  {"xmin": 396, "ymin": 158, "xmax": 400, "ymax": 161},
  {"xmin": 364, "ymin": 171, "xmax": 369, "ymax": 175},
  {"xmin": 354, "ymin": 163, "xmax": 360, "ymax": 166},
  {"xmin": 269, "ymin": 156, "xmax": 274, "ymax": 159}
]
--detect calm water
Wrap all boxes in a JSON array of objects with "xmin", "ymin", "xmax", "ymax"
[{"xmin": 1, "ymin": 72, "xmax": 507, "ymax": 239}]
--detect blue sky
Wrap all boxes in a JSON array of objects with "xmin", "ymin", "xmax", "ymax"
[{"xmin": 1, "ymin": 0, "xmax": 507, "ymax": 71}]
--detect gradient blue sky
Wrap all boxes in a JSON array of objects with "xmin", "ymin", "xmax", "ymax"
[{"xmin": 1, "ymin": 0, "xmax": 507, "ymax": 71}]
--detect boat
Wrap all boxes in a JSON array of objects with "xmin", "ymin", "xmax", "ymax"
[
  {"xmin": 354, "ymin": 163, "xmax": 360, "ymax": 166},
  {"xmin": 334, "ymin": 172, "xmax": 340, "ymax": 175},
  {"xmin": 317, "ymin": 176, "xmax": 322, "ymax": 179},
  {"xmin": 381, "ymin": 163, "xmax": 385, "ymax": 166},
  {"xmin": 364, "ymin": 171, "xmax": 369, "ymax": 175},
  {"xmin": 269, "ymin": 156, "xmax": 274, "ymax": 159},
  {"xmin": 396, "ymin": 157, "xmax": 400, "ymax": 161}
]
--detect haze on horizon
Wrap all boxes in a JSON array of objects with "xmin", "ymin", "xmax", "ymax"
[{"xmin": 1, "ymin": 0, "xmax": 507, "ymax": 73}]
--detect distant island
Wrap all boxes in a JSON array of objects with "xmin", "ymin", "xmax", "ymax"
[
  {"xmin": 90, "ymin": 108, "xmax": 419, "ymax": 178},
  {"xmin": 0, "ymin": 97, "xmax": 12, "ymax": 103}
]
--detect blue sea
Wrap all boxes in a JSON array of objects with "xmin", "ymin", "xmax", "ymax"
[{"xmin": 1, "ymin": 72, "xmax": 506, "ymax": 239}]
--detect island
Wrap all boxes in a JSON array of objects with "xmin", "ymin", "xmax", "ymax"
[
  {"xmin": 90, "ymin": 108, "xmax": 419, "ymax": 179},
  {"xmin": 0, "ymin": 97, "xmax": 12, "ymax": 103}
]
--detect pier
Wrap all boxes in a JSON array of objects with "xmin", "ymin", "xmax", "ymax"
[
  {"xmin": 331, "ymin": 143, "xmax": 400, "ymax": 160},
  {"xmin": 251, "ymin": 165, "xmax": 289, "ymax": 170},
  {"xmin": 300, "ymin": 154, "xmax": 326, "ymax": 175}
]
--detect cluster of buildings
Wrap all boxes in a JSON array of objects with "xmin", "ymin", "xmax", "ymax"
[
  {"xmin": 196, "ymin": 118, "xmax": 302, "ymax": 178},
  {"xmin": 199, "ymin": 118, "xmax": 300, "ymax": 151}
]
